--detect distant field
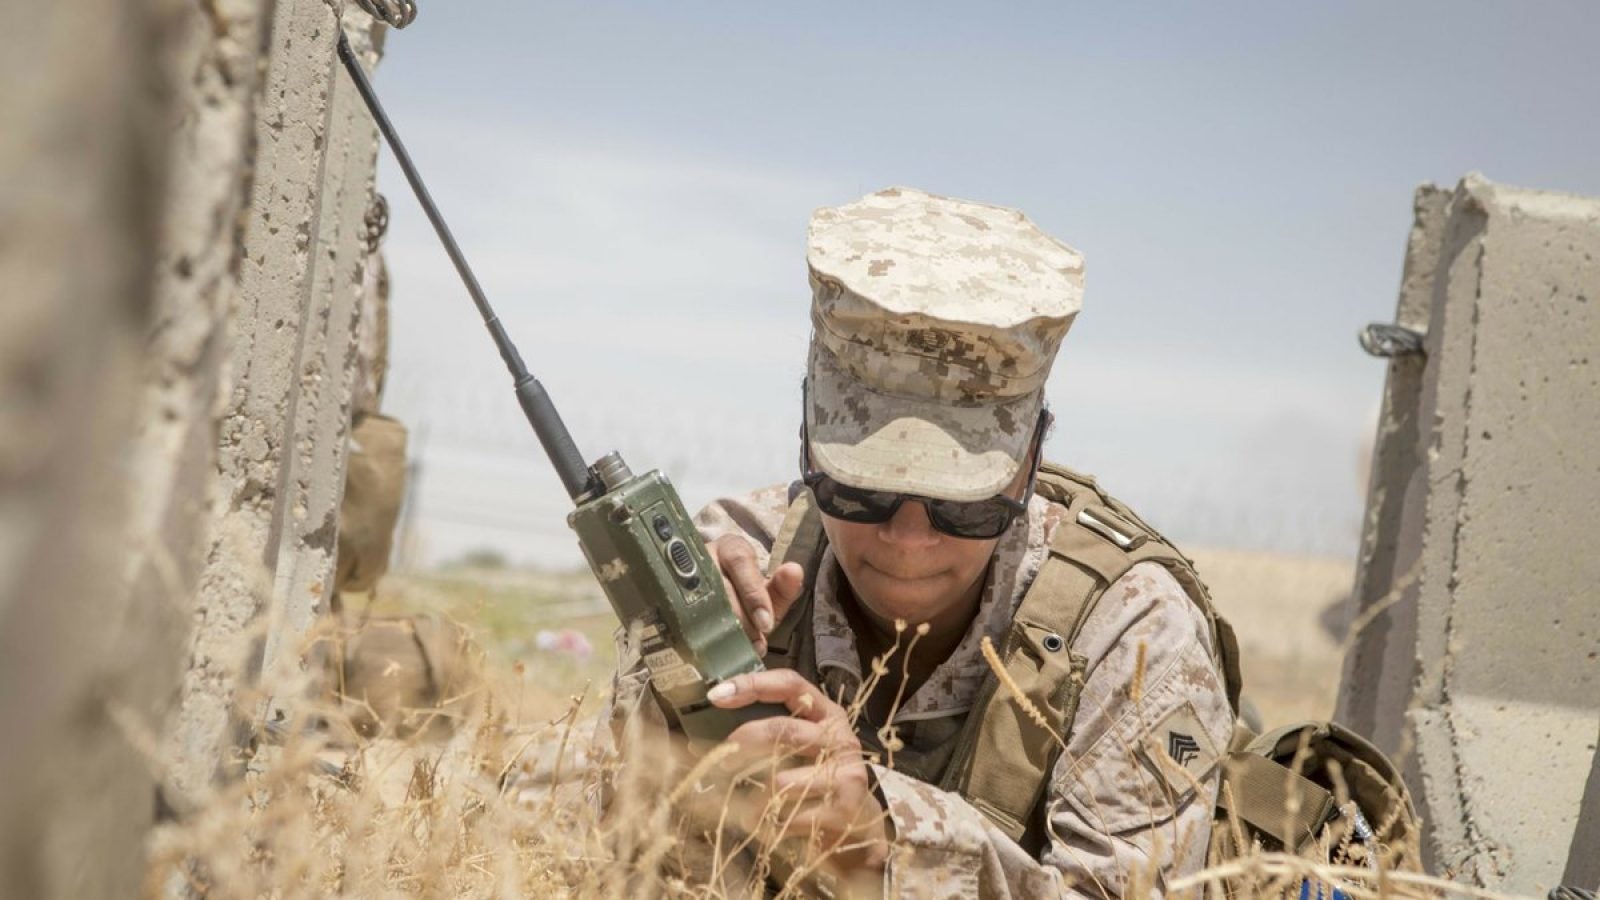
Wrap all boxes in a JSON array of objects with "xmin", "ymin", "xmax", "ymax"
[
  {"xmin": 360, "ymin": 566, "xmax": 621, "ymax": 723},
  {"xmin": 369, "ymin": 545, "xmax": 1354, "ymax": 730},
  {"xmin": 1188, "ymin": 547, "xmax": 1352, "ymax": 726}
]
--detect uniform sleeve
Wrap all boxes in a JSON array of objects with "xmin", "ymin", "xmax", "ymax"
[
  {"xmin": 870, "ymin": 562, "xmax": 1233, "ymax": 899},
  {"xmin": 691, "ymin": 482, "xmax": 795, "ymax": 572}
]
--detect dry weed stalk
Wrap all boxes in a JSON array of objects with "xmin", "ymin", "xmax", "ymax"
[
  {"xmin": 143, "ymin": 596, "xmax": 1478, "ymax": 900},
  {"xmin": 979, "ymin": 634, "xmax": 1065, "ymax": 747},
  {"xmin": 876, "ymin": 619, "xmax": 928, "ymax": 765}
]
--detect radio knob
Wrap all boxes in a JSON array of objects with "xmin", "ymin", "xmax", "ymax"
[{"xmin": 665, "ymin": 538, "xmax": 697, "ymax": 581}]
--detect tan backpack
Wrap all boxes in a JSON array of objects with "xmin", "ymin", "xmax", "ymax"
[
  {"xmin": 765, "ymin": 462, "xmax": 1420, "ymax": 887},
  {"xmin": 334, "ymin": 412, "xmax": 409, "ymax": 596}
]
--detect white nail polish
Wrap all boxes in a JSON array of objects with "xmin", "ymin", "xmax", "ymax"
[{"xmin": 707, "ymin": 682, "xmax": 736, "ymax": 702}]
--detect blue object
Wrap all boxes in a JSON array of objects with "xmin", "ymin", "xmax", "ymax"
[{"xmin": 1299, "ymin": 881, "xmax": 1352, "ymax": 900}]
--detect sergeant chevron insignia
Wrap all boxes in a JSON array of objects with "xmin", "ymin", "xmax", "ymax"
[
  {"xmin": 1143, "ymin": 701, "xmax": 1221, "ymax": 795},
  {"xmin": 1167, "ymin": 731, "xmax": 1202, "ymax": 768}
]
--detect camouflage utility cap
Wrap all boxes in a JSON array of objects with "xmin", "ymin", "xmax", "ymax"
[{"xmin": 806, "ymin": 187, "xmax": 1083, "ymax": 501}]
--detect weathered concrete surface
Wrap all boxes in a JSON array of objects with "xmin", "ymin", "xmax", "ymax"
[
  {"xmin": 164, "ymin": 0, "xmax": 341, "ymax": 804},
  {"xmin": 132, "ymin": 0, "xmax": 277, "ymax": 821},
  {"xmin": 259, "ymin": 8, "xmax": 385, "ymax": 691},
  {"xmin": 165, "ymin": 0, "xmax": 384, "ymax": 801},
  {"xmin": 3, "ymin": 0, "xmax": 387, "ymax": 890},
  {"xmin": 0, "ymin": 0, "xmax": 267, "ymax": 895},
  {"xmin": 352, "ymin": 252, "xmax": 392, "ymax": 418},
  {"xmin": 1338, "ymin": 185, "xmax": 1449, "ymax": 753},
  {"xmin": 1338, "ymin": 175, "xmax": 1600, "ymax": 893}
]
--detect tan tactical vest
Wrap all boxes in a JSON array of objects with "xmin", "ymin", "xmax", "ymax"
[{"xmin": 759, "ymin": 462, "xmax": 1419, "ymax": 878}]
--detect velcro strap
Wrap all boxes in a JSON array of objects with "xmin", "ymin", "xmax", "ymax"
[
  {"xmin": 763, "ymin": 596, "xmax": 811, "ymax": 670},
  {"xmin": 1217, "ymin": 751, "xmax": 1336, "ymax": 853},
  {"xmin": 959, "ymin": 619, "xmax": 1084, "ymax": 841},
  {"xmin": 953, "ymin": 497, "xmax": 1128, "ymax": 842}
]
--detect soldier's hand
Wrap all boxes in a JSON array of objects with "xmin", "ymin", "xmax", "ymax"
[
  {"xmin": 707, "ymin": 535, "xmax": 804, "ymax": 656},
  {"xmin": 708, "ymin": 669, "xmax": 890, "ymax": 874}
]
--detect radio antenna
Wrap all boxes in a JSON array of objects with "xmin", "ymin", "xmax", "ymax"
[{"xmin": 336, "ymin": 32, "xmax": 596, "ymax": 501}]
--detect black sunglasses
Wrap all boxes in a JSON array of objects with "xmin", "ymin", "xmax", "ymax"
[{"xmin": 799, "ymin": 408, "xmax": 1051, "ymax": 540}]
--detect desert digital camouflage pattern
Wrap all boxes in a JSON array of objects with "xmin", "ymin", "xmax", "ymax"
[
  {"xmin": 806, "ymin": 187, "xmax": 1083, "ymax": 502},
  {"xmin": 632, "ymin": 486, "xmax": 1234, "ymax": 898}
]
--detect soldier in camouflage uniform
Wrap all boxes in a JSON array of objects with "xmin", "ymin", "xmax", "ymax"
[{"xmin": 603, "ymin": 187, "xmax": 1232, "ymax": 897}]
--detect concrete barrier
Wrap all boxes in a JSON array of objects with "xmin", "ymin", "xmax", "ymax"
[
  {"xmin": 0, "ymin": 1, "xmax": 271, "ymax": 895},
  {"xmin": 163, "ymin": 0, "xmax": 384, "ymax": 804},
  {"xmin": 1339, "ymin": 174, "xmax": 1600, "ymax": 893},
  {"xmin": 0, "ymin": 1, "xmax": 386, "ymax": 892},
  {"xmin": 256, "ymin": 5, "xmax": 386, "ymax": 711}
]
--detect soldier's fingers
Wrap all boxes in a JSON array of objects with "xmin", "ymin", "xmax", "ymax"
[
  {"xmin": 725, "ymin": 716, "xmax": 829, "ymax": 760},
  {"xmin": 708, "ymin": 669, "xmax": 833, "ymax": 722},
  {"xmin": 715, "ymin": 535, "xmax": 777, "ymax": 641},
  {"xmin": 766, "ymin": 562, "xmax": 805, "ymax": 625},
  {"xmin": 779, "ymin": 802, "xmax": 886, "ymax": 846},
  {"xmin": 780, "ymin": 772, "xmax": 883, "ymax": 829},
  {"xmin": 708, "ymin": 537, "xmax": 764, "ymax": 653},
  {"xmin": 760, "ymin": 764, "xmax": 837, "ymax": 821},
  {"xmin": 769, "ymin": 762, "xmax": 845, "ymax": 799}
]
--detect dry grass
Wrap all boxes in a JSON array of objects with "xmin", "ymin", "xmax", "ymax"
[
  {"xmin": 140, "ymin": 561, "xmax": 1508, "ymax": 899},
  {"xmin": 1188, "ymin": 546, "xmax": 1355, "ymax": 726}
]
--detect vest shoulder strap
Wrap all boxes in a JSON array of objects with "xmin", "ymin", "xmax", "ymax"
[
  {"xmin": 950, "ymin": 462, "xmax": 1244, "ymax": 848},
  {"xmin": 1035, "ymin": 464, "xmax": 1244, "ymax": 713}
]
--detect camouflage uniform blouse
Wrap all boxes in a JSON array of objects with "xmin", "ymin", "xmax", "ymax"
[{"xmin": 608, "ymin": 483, "xmax": 1232, "ymax": 899}]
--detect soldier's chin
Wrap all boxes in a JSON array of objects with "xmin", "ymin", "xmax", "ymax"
[{"xmin": 855, "ymin": 566, "xmax": 954, "ymax": 623}]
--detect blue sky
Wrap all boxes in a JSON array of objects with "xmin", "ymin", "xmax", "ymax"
[{"xmin": 370, "ymin": 1, "xmax": 1600, "ymax": 567}]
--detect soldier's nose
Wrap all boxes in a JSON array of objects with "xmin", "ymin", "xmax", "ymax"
[{"xmin": 879, "ymin": 499, "xmax": 941, "ymax": 548}]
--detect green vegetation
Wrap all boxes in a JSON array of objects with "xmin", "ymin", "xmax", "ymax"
[{"xmin": 361, "ymin": 566, "xmax": 619, "ymax": 720}]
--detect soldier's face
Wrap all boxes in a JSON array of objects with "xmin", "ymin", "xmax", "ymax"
[{"xmin": 820, "ymin": 461, "xmax": 1029, "ymax": 636}]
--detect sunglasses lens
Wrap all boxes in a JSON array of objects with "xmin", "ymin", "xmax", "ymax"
[
  {"xmin": 810, "ymin": 478, "xmax": 899, "ymax": 523},
  {"xmin": 928, "ymin": 499, "xmax": 1014, "ymax": 540},
  {"xmin": 810, "ymin": 475, "xmax": 1018, "ymax": 539}
]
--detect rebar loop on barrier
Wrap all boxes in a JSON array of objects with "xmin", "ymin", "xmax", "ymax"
[
  {"xmin": 1359, "ymin": 322, "xmax": 1426, "ymax": 358},
  {"xmin": 352, "ymin": 0, "xmax": 417, "ymax": 29}
]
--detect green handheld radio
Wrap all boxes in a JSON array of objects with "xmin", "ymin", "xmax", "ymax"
[
  {"xmin": 337, "ymin": 34, "xmax": 785, "ymax": 744},
  {"xmin": 568, "ymin": 456, "xmax": 783, "ymax": 742}
]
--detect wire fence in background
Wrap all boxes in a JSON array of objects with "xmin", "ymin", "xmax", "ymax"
[{"xmin": 389, "ymin": 418, "xmax": 1365, "ymax": 572}]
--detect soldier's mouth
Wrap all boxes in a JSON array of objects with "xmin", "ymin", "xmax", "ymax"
[{"xmin": 863, "ymin": 559, "xmax": 944, "ymax": 582}]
